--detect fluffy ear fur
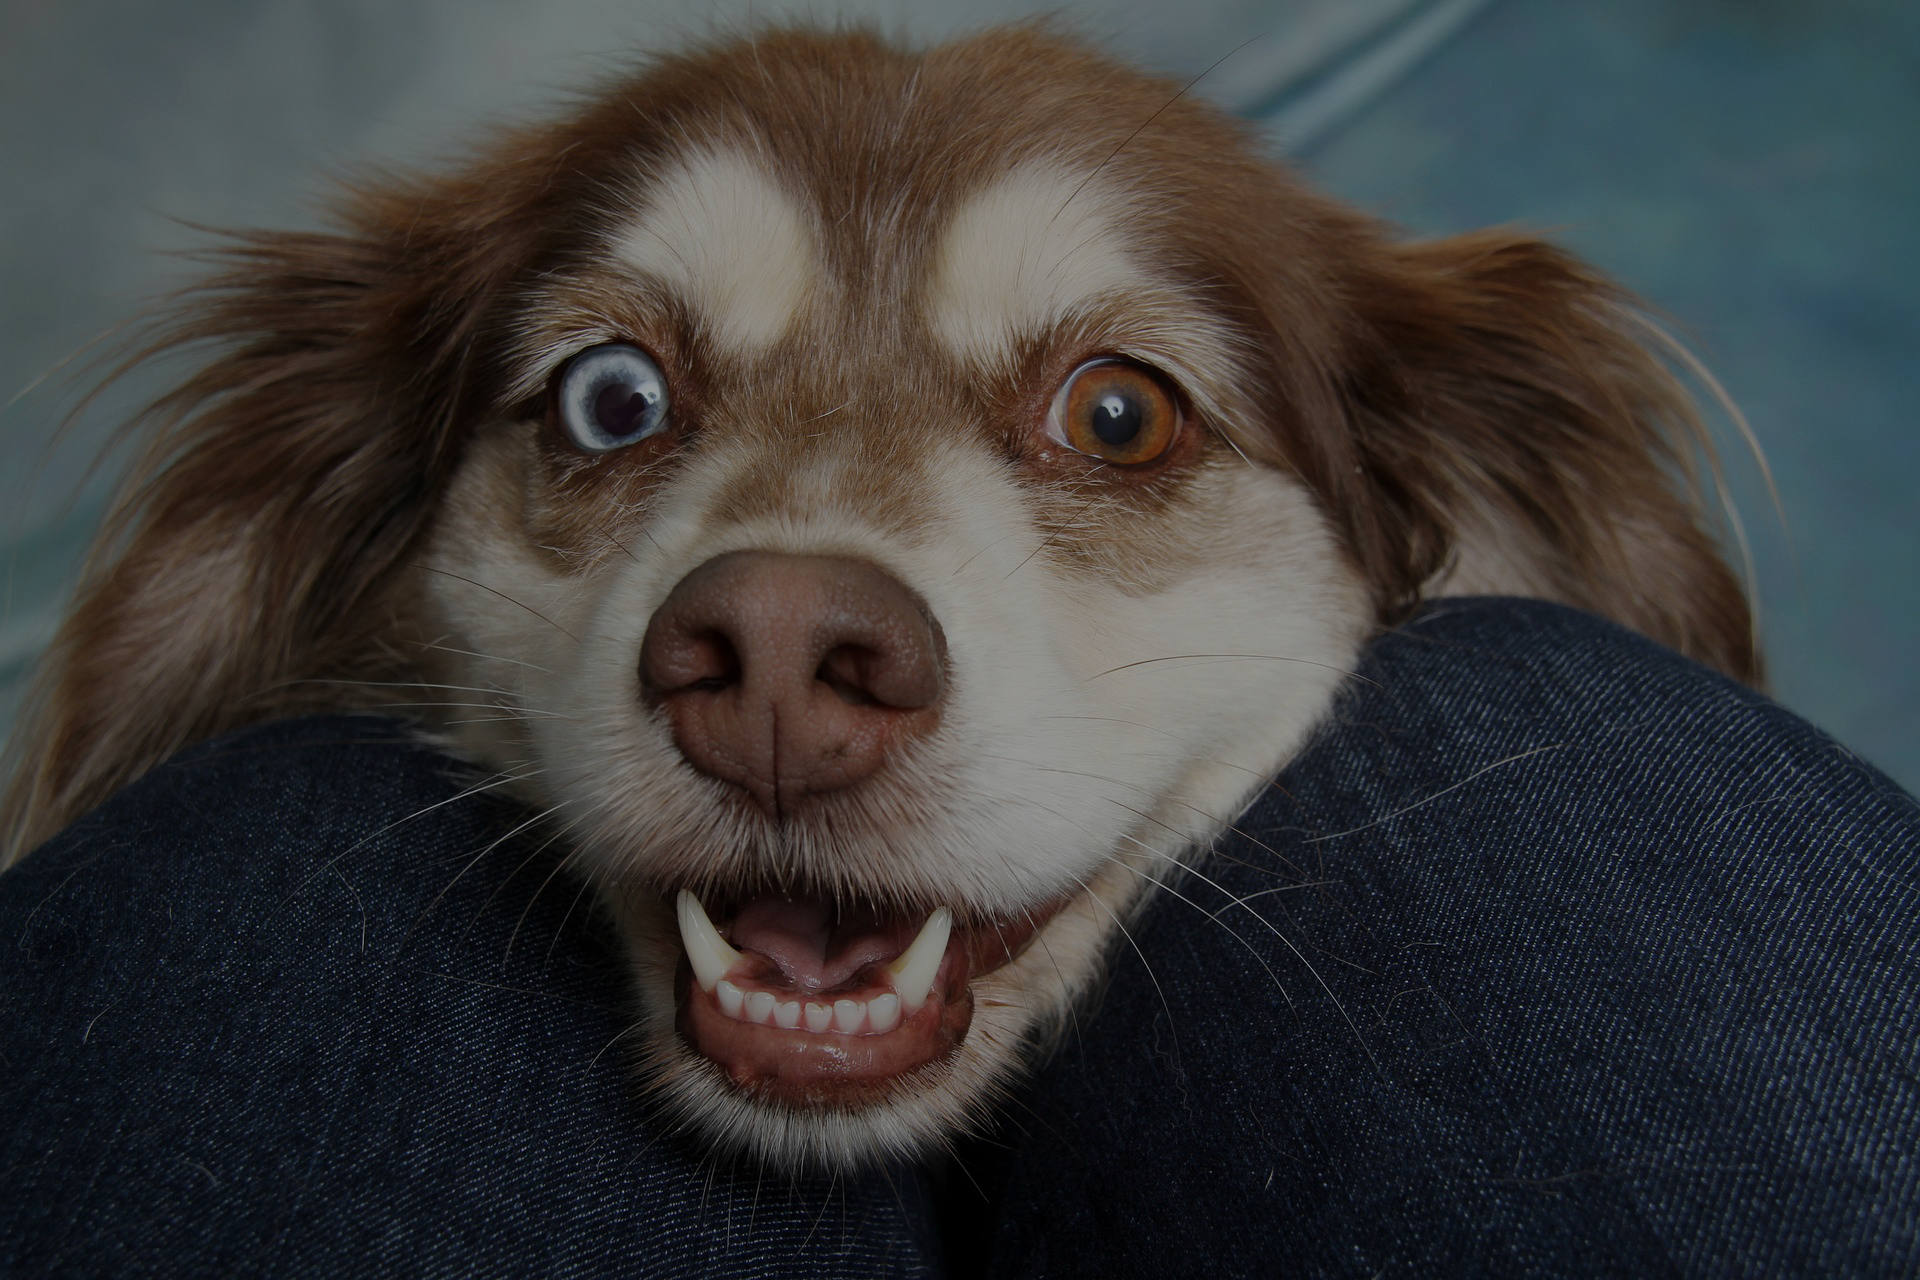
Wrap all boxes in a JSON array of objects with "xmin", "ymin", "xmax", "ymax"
[
  {"xmin": 0, "ymin": 48, "xmax": 837, "ymax": 863},
  {"xmin": 1302, "ymin": 229, "xmax": 1760, "ymax": 684},
  {"xmin": 0, "ymin": 176, "xmax": 543, "ymax": 863}
]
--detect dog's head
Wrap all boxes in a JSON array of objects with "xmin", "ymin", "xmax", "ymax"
[{"xmin": 3, "ymin": 26, "xmax": 1755, "ymax": 1167}]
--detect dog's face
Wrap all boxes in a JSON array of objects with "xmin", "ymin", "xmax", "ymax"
[
  {"xmin": 2, "ymin": 27, "xmax": 1756, "ymax": 1170},
  {"xmin": 416, "ymin": 40, "xmax": 1368, "ymax": 1165}
]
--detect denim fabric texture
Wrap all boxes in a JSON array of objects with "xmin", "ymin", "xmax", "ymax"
[
  {"xmin": 0, "ymin": 725, "xmax": 939, "ymax": 1277},
  {"xmin": 978, "ymin": 599, "xmax": 1920, "ymax": 1276},
  {"xmin": 3, "ymin": 599, "xmax": 1916, "ymax": 1276}
]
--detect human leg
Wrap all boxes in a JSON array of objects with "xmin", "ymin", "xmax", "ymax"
[
  {"xmin": 0, "ymin": 719, "xmax": 938, "ymax": 1278},
  {"xmin": 978, "ymin": 598, "xmax": 1920, "ymax": 1276},
  {"xmin": 11, "ymin": 599, "xmax": 1916, "ymax": 1276}
]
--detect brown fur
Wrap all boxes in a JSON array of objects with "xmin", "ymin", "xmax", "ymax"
[{"xmin": 1, "ymin": 23, "xmax": 1755, "ymax": 873}]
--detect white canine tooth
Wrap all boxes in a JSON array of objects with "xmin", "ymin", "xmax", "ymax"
[
  {"xmin": 716, "ymin": 978, "xmax": 745, "ymax": 1019},
  {"xmin": 804, "ymin": 1002, "xmax": 833, "ymax": 1033},
  {"xmin": 868, "ymin": 992, "xmax": 902, "ymax": 1033},
  {"xmin": 774, "ymin": 1000, "xmax": 802, "ymax": 1029},
  {"xmin": 746, "ymin": 990, "xmax": 776, "ymax": 1025},
  {"xmin": 833, "ymin": 999, "xmax": 864, "ymax": 1034},
  {"xmin": 675, "ymin": 890, "xmax": 745, "ymax": 992},
  {"xmin": 886, "ymin": 907, "xmax": 952, "ymax": 1012}
]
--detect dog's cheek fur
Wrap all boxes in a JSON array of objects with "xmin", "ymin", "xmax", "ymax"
[{"xmin": 412, "ymin": 426, "xmax": 605, "ymax": 777}]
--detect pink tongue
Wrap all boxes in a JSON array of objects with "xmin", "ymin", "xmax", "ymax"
[{"xmin": 727, "ymin": 895, "xmax": 918, "ymax": 992}]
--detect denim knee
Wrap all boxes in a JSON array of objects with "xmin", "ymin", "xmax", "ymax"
[{"xmin": 984, "ymin": 598, "xmax": 1920, "ymax": 1276}]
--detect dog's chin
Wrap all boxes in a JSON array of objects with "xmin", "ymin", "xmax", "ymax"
[{"xmin": 602, "ymin": 862, "xmax": 1139, "ymax": 1170}]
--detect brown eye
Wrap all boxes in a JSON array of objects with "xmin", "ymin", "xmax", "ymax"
[{"xmin": 1047, "ymin": 359, "xmax": 1183, "ymax": 466}]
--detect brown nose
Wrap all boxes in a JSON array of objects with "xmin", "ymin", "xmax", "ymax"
[{"xmin": 638, "ymin": 551, "xmax": 946, "ymax": 818}]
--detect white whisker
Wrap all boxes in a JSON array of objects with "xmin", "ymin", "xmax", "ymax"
[
  {"xmin": 1306, "ymin": 742, "xmax": 1565, "ymax": 843},
  {"xmin": 417, "ymin": 640, "xmax": 553, "ymax": 673}
]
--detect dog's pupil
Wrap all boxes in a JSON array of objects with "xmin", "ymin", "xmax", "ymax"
[
  {"xmin": 1090, "ymin": 392, "xmax": 1141, "ymax": 446},
  {"xmin": 596, "ymin": 383, "xmax": 657, "ymax": 437}
]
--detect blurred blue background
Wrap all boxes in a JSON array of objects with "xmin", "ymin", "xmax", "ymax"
[{"xmin": 2, "ymin": 0, "xmax": 1914, "ymax": 791}]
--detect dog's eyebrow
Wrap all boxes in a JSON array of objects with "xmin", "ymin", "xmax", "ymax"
[
  {"xmin": 608, "ymin": 149, "xmax": 818, "ymax": 354},
  {"xmin": 923, "ymin": 161, "xmax": 1149, "ymax": 368}
]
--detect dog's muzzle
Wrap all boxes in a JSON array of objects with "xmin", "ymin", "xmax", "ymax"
[{"xmin": 640, "ymin": 551, "xmax": 1061, "ymax": 1101}]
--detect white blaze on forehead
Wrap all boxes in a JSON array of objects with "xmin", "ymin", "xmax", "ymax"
[
  {"xmin": 611, "ymin": 149, "xmax": 817, "ymax": 351},
  {"xmin": 926, "ymin": 161, "xmax": 1149, "ymax": 367}
]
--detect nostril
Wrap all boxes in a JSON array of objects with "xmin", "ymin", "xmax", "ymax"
[
  {"xmin": 816, "ymin": 645, "xmax": 883, "ymax": 707},
  {"xmin": 640, "ymin": 618, "xmax": 744, "ymax": 699},
  {"xmin": 683, "ymin": 628, "xmax": 742, "ymax": 692}
]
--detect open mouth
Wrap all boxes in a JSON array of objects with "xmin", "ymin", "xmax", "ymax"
[{"xmin": 673, "ymin": 888, "xmax": 1068, "ymax": 1105}]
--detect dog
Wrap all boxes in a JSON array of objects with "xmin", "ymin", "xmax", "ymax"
[{"xmin": 0, "ymin": 25, "xmax": 1756, "ymax": 1169}]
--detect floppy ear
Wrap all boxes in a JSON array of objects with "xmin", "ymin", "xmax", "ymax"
[
  {"xmin": 1308, "ymin": 229, "xmax": 1759, "ymax": 684},
  {"xmin": 0, "ymin": 177, "xmax": 541, "ymax": 862}
]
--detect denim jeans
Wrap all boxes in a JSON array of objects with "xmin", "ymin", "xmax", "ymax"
[{"xmin": 3, "ymin": 599, "xmax": 1915, "ymax": 1276}]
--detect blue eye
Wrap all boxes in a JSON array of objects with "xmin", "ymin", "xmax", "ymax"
[{"xmin": 556, "ymin": 343, "xmax": 670, "ymax": 452}]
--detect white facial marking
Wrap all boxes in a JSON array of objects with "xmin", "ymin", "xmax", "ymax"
[
  {"xmin": 926, "ymin": 161, "xmax": 1149, "ymax": 366},
  {"xmin": 611, "ymin": 149, "xmax": 817, "ymax": 351}
]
